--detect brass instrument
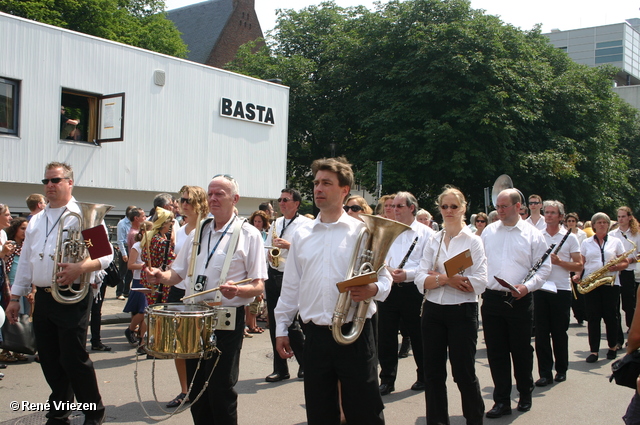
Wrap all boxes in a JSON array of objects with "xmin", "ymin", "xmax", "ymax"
[
  {"xmin": 491, "ymin": 174, "xmax": 525, "ymax": 208},
  {"xmin": 51, "ymin": 202, "xmax": 113, "ymax": 304},
  {"xmin": 331, "ymin": 214, "xmax": 409, "ymax": 345},
  {"xmin": 577, "ymin": 239, "xmax": 637, "ymax": 294},
  {"xmin": 269, "ymin": 225, "xmax": 281, "ymax": 268}
]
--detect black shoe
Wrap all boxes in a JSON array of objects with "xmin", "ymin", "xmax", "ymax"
[
  {"xmin": 554, "ymin": 373, "xmax": 567, "ymax": 382},
  {"xmin": 535, "ymin": 377, "xmax": 552, "ymax": 387},
  {"xmin": 586, "ymin": 353, "xmax": 598, "ymax": 363},
  {"xmin": 410, "ymin": 381, "xmax": 426, "ymax": 391},
  {"xmin": 83, "ymin": 409, "xmax": 105, "ymax": 425},
  {"xmin": 91, "ymin": 343, "xmax": 112, "ymax": 352},
  {"xmin": 398, "ymin": 337, "xmax": 411, "ymax": 358},
  {"xmin": 297, "ymin": 367, "xmax": 304, "ymax": 379},
  {"xmin": 265, "ymin": 372, "xmax": 290, "ymax": 382},
  {"xmin": 607, "ymin": 349, "xmax": 617, "ymax": 359},
  {"xmin": 0, "ymin": 364, "xmax": 6, "ymax": 369},
  {"xmin": 125, "ymin": 328, "xmax": 139, "ymax": 345},
  {"xmin": 486, "ymin": 403, "xmax": 512, "ymax": 418},
  {"xmin": 166, "ymin": 392, "xmax": 189, "ymax": 408},
  {"xmin": 379, "ymin": 383, "xmax": 395, "ymax": 396},
  {"xmin": 517, "ymin": 399, "xmax": 532, "ymax": 412}
]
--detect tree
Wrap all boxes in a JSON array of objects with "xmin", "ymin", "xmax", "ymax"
[
  {"xmin": 0, "ymin": 0, "xmax": 187, "ymax": 58},
  {"xmin": 228, "ymin": 0, "xmax": 640, "ymax": 217}
]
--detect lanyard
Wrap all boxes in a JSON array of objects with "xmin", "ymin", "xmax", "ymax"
[
  {"xmin": 204, "ymin": 217, "xmax": 235, "ymax": 270},
  {"xmin": 594, "ymin": 234, "xmax": 607, "ymax": 265},
  {"xmin": 279, "ymin": 213, "xmax": 298, "ymax": 238}
]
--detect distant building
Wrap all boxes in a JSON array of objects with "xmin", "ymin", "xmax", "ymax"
[
  {"xmin": 167, "ymin": 0, "xmax": 265, "ymax": 68},
  {"xmin": 545, "ymin": 19, "xmax": 640, "ymax": 109}
]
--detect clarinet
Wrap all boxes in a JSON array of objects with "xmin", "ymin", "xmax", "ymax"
[
  {"xmin": 504, "ymin": 243, "xmax": 555, "ymax": 308},
  {"xmin": 553, "ymin": 230, "xmax": 572, "ymax": 255}
]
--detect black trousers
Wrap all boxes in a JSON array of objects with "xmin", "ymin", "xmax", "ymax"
[
  {"xmin": 33, "ymin": 287, "xmax": 104, "ymax": 422},
  {"xmin": 571, "ymin": 273, "xmax": 588, "ymax": 322},
  {"xmin": 89, "ymin": 283, "xmax": 108, "ymax": 346},
  {"xmin": 116, "ymin": 246, "xmax": 132, "ymax": 297},
  {"xmin": 303, "ymin": 320, "xmax": 384, "ymax": 425},
  {"xmin": 422, "ymin": 301, "xmax": 484, "ymax": 425},
  {"xmin": 265, "ymin": 268, "xmax": 304, "ymax": 375},
  {"xmin": 378, "ymin": 282, "xmax": 424, "ymax": 385},
  {"xmin": 534, "ymin": 290, "xmax": 571, "ymax": 379},
  {"xmin": 620, "ymin": 270, "xmax": 638, "ymax": 329},
  {"xmin": 585, "ymin": 285, "xmax": 620, "ymax": 352},
  {"xmin": 186, "ymin": 306, "xmax": 244, "ymax": 425},
  {"xmin": 481, "ymin": 290, "xmax": 534, "ymax": 405}
]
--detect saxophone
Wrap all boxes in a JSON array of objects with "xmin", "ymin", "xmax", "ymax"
[
  {"xmin": 577, "ymin": 238, "xmax": 637, "ymax": 294},
  {"xmin": 269, "ymin": 225, "xmax": 281, "ymax": 268}
]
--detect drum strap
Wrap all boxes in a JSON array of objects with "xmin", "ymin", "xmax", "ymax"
[{"xmin": 212, "ymin": 217, "xmax": 246, "ymax": 303}]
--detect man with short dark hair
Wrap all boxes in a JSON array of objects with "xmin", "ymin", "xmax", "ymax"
[
  {"xmin": 7, "ymin": 161, "xmax": 112, "ymax": 425},
  {"xmin": 259, "ymin": 201, "xmax": 275, "ymax": 222},
  {"xmin": 264, "ymin": 188, "xmax": 311, "ymax": 382},
  {"xmin": 25, "ymin": 193, "xmax": 46, "ymax": 220},
  {"xmin": 115, "ymin": 205, "xmax": 136, "ymax": 300},
  {"xmin": 276, "ymin": 157, "xmax": 391, "ymax": 424}
]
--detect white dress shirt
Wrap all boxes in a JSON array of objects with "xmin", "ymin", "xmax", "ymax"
[
  {"xmin": 526, "ymin": 215, "xmax": 546, "ymax": 231},
  {"xmin": 386, "ymin": 219, "xmax": 434, "ymax": 282},
  {"xmin": 541, "ymin": 228, "xmax": 580, "ymax": 291},
  {"xmin": 265, "ymin": 214, "xmax": 313, "ymax": 272},
  {"xmin": 11, "ymin": 198, "xmax": 114, "ymax": 296},
  {"xmin": 609, "ymin": 228, "xmax": 640, "ymax": 272},
  {"xmin": 482, "ymin": 219, "xmax": 551, "ymax": 293},
  {"xmin": 581, "ymin": 235, "xmax": 625, "ymax": 286},
  {"xmin": 173, "ymin": 224, "xmax": 193, "ymax": 290},
  {"xmin": 275, "ymin": 211, "xmax": 392, "ymax": 337},
  {"xmin": 171, "ymin": 216, "xmax": 268, "ymax": 307},
  {"xmin": 415, "ymin": 226, "xmax": 487, "ymax": 304}
]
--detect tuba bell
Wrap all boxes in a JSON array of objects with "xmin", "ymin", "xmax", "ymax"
[
  {"xmin": 50, "ymin": 202, "xmax": 113, "ymax": 304},
  {"xmin": 331, "ymin": 214, "xmax": 410, "ymax": 345}
]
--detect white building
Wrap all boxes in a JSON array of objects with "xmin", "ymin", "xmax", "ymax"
[{"xmin": 0, "ymin": 12, "xmax": 289, "ymax": 226}]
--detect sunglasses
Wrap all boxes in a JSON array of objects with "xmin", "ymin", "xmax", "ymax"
[
  {"xmin": 475, "ymin": 219, "xmax": 486, "ymax": 223},
  {"xmin": 344, "ymin": 205, "xmax": 363, "ymax": 213},
  {"xmin": 212, "ymin": 173, "xmax": 235, "ymax": 181},
  {"xmin": 440, "ymin": 204, "xmax": 459, "ymax": 210},
  {"xmin": 42, "ymin": 177, "xmax": 70, "ymax": 185},
  {"xmin": 278, "ymin": 197, "xmax": 293, "ymax": 203},
  {"xmin": 180, "ymin": 197, "xmax": 192, "ymax": 204},
  {"xmin": 528, "ymin": 201, "xmax": 541, "ymax": 205},
  {"xmin": 391, "ymin": 204, "xmax": 406, "ymax": 209}
]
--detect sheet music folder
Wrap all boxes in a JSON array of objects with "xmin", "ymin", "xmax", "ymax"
[{"xmin": 444, "ymin": 249, "xmax": 473, "ymax": 277}]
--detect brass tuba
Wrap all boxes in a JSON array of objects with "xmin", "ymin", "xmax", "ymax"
[
  {"xmin": 577, "ymin": 239, "xmax": 637, "ymax": 294},
  {"xmin": 51, "ymin": 202, "xmax": 113, "ymax": 304},
  {"xmin": 331, "ymin": 214, "xmax": 409, "ymax": 345}
]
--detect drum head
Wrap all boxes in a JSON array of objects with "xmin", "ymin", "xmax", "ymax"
[{"xmin": 149, "ymin": 302, "xmax": 213, "ymax": 314}]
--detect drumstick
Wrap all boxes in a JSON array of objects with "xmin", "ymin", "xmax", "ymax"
[{"xmin": 180, "ymin": 278, "xmax": 254, "ymax": 301}]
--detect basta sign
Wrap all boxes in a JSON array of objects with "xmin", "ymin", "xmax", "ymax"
[{"xmin": 220, "ymin": 98, "xmax": 275, "ymax": 125}]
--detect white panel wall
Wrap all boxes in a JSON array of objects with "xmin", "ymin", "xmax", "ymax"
[{"xmin": 0, "ymin": 13, "xmax": 289, "ymax": 206}]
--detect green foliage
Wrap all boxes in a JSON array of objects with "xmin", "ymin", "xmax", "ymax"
[
  {"xmin": 0, "ymin": 0, "xmax": 187, "ymax": 57},
  {"xmin": 228, "ymin": 0, "xmax": 640, "ymax": 217}
]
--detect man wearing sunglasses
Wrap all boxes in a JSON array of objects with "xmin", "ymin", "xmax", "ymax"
[
  {"xmin": 7, "ymin": 161, "xmax": 113, "ymax": 425},
  {"xmin": 264, "ymin": 188, "xmax": 311, "ymax": 383},
  {"xmin": 378, "ymin": 192, "xmax": 434, "ymax": 396},
  {"xmin": 526, "ymin": 195, "xmax": 545, "ymax": 230}
]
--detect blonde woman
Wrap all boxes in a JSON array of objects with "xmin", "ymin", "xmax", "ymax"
[{"xmin": 344, "ymin": 195, "xmax": 372, "ymax": 221}]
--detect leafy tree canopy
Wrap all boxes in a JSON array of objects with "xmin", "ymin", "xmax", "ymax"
[
  {"xmin": 228, "ymin": 0, "xmax": 640, "ymax": 219},
  {"xmin": 0, "ymin": 0, "xmax": 187, "ymax": 57}
]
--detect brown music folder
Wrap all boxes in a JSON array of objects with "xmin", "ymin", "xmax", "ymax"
[
  {"xmin": 336, "ymin": 271, "xmax": 378, "ymax": 293},
  {"xmin": 444, "ymin": 249, "xmax": 473, "ymax": 277},
  {"xmin": 81, "ymin": 225, "xmax": 112, "ymax": 260}
]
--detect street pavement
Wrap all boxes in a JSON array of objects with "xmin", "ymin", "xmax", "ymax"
[{"xmin": 0, "ymin": 285, "xmax": 636, "ymax": 424}]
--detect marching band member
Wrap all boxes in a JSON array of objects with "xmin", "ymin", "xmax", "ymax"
[
  {"xmin": 147, "ymin": 174, "xmax": 267, "ymax": 425},
  {"xmin": 6, "ymin": 162, "xmax": 112, "ymax": 425}
]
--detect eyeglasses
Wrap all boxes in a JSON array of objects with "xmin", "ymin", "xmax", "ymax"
[
  {"xmin": 496, "ymin": 204, "xmax": 513, "ymax": 210},
  {"xmin": 440, "ymin": 204, "xmax": 459, "ymax": 210},
  {"xmin": 528, "ymin": 201, "xmax": 541, "ymax": 205},
  {"xmin": 278, "ymin": 197, "xmax": 292, "ymax": 203},
  {"xmin": 180, "ymin": 197, "xmax": 192, "ymax": 204},
  {"xmin": 519, "ymin": 212, "xmax": 527, "ymax": 216},
  {"xmin": 212, "ymin": 174, "xmax": 235, "ymax": 181},
  {"xmin": 42, "ymin": 177, "xmax": 70, "ymax": 185},
  {"xmin": 475, "ymin": 219, "xmax": 486, "ymax": 223},
  {"xmin": 344, "ymin": 205, "xmax": 363, "ymax": 213},
  {"xmin": 391, "ymin": 204, "xmax": 406, "ymax": 209}
]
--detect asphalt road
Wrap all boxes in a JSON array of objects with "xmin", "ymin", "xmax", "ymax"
[{"xmin": 0, "ymin": 286, "xmax": 636, "ymax": 424}]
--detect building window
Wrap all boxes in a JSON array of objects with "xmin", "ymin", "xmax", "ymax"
[
  {"xmin": 61, "ymin": 89, "xmax": 125, "ymax": 144},
  {"xmin": 0, "ymin": 77, "xmax": 19, "ymax": 136},
  {"xmin": 595, "ymin": 40, "xmax": 624, "ymax": 64}
]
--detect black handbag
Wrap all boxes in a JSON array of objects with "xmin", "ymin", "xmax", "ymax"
[
  {"xmin": 0, "ymin": 314, "xmax": 37, "ymax": 355},
  {"xmin": 103, "ymin": 260, "xmax": 121, "ymax": 288},
  {"xmin": 610, "ymin": 350, "xmax": 640, "ymax": 389}
]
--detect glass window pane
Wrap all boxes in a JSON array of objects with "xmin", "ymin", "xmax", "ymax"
[{"xmin": 0, "ymin": 78, "xmax": 17, "ymax": 135}]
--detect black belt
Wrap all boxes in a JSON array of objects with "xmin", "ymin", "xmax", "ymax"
[
  {"xmin": 306, "ymin": 318, "xmax": 371, "ymax": 329},
  {"xmin": 484, "ymin": 289, "xmax": 511, "ymax": 297},
  {"xmin": 36, "ymin": 286, "xmax": 53, "ymax": 293},
  {"xmin": 394, "ymin": 281, "xmax": 414, "ymax": 288}
]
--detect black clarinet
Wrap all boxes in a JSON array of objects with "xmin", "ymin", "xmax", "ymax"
[{"xmin": 504, "ymin": 243, "xmax": 556, "ymax": 307}]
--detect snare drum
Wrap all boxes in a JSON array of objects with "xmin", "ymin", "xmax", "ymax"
[{"xmin": 145, "ymin": 303, "xmax": 217, "ymax": 359}]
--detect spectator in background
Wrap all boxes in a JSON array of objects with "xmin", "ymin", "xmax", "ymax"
[
  {"xmin": 25, "ymin": 194, "xmax": 46, "ymax": 221},
  {"xmin": 115, "ymin": 205, "xmax": 136, "ymax": 300}
]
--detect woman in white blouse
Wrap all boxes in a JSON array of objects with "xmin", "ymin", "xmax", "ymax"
[{"xmin": 415, "ymin": 187, "xmax": 488, "ymax": 425}]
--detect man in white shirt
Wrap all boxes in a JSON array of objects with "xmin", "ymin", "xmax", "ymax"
[
  {"xmin": 481, "ymin": 189, "xmax": 551, "ymax": 419},
  {"xmin": 378, "ymin": 191, "xmax": 433, "ymax": 396},
  {"xmin": 147, "ymin": 175, "xmax": 267, "ymax": 425},
  {"xmin": 534, "ymin": 200, "xmax": 582, "ymax": 387},
  {"xmin": 525, "ymin": 194, "xmax": 545, "ymax": 230},
  {"xmin": 6, "ymin": 161, "xmax": 113, "ymax": 425},
  {"xmin": 275, "ymin": 157, "xmax": 391, "ymax": 425},
  {"xmin": 264, "ymin": 188, "xmax": 311, "ymax": 382}
]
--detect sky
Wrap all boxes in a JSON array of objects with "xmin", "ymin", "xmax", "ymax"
[{"xmin": 164, "ymin": 0, "xmax": 639, "ymax": 34}]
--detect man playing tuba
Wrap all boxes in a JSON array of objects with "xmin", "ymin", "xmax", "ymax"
[{"xmin": 6, "ymin": 161, "xmax": 113, "ymax": 425}]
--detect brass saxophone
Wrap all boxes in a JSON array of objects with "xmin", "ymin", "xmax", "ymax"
[
  {"xmin": 269, "ymin": 225, "xmax": 281, "ymax": 268},
  {"xmin": 577, "ymin": 238, "xmax": 637, "ymax": 294}
]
